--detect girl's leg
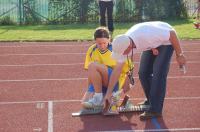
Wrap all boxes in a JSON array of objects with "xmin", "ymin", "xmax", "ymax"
[
  {"xmin": 83, "ymin": 62, "xmax": 109, "ymax": 108},
  {"xmin": 88, "ymin": 62, "xmax": 109, "ymax": 92}
]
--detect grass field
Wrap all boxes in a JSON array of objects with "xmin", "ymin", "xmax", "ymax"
[{"xmin": 0, "ymin": 19, "xmax": 199, "ymax": 41}]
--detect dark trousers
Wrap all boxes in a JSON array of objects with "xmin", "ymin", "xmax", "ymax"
[
  {"xmin": 99, "ymin": 1, "xmax": 114, "ymax": 32},
  {"xmin": 138, "ymin": 45, "xmax": 174, "ymax": 113}
]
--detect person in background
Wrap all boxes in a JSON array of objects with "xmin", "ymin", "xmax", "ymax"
[
  {"xmin": 97, "ymin": 0, "xmax": 115, "ymax": 37},
  {"xmin": 193, "ymin": 0, "xmax": 200, "ymax": 29}
]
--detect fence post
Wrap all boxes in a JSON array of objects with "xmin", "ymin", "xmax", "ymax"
[
  {"xmin": 198, "ymin": 0, "xmax": 200, "ymax": 20},
  {"xmin": 19, "ymin": 0, "xmax": 22, "ymax": 25}
]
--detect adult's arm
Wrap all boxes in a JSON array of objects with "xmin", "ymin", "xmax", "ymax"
[
  {"xmin": 169, "ymin": 30, "xmax": 186, "ymax": 66},
  {"xmin": 104, "ymin": 62, "xmax": 125, "ymax": 100}
]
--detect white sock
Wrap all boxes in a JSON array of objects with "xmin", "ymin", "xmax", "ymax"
[{"xmin": 94, "ymin": 93, "xmax": 103, "ymax": 103}]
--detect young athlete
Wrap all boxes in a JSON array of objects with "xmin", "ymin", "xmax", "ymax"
[{"xmin": 81, "ymin": 27, "xmax": 133, "ymax": 109}]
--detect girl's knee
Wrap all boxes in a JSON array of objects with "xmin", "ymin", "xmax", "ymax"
[
  {"xmin": 88, "ymin": 62, "xmax": 98, "ymax": 71},
  {"xmin": 88, "ymin": 62, "xmax": 97, "ymax": 67}
]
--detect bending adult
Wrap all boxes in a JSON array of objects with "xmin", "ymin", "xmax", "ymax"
[{"xmin": 104, "ymin": 21, "xmax": 186, "ymax": 120}]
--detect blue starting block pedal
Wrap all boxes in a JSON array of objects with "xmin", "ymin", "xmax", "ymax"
[{"xmin": 72, "ymin": 95, "xmax": 149, "ymax": 117}]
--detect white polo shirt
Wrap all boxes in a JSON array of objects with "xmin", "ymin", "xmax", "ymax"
[{"xmin": 125, "ymin": 21, "xmax": 175, "ymax": 52}]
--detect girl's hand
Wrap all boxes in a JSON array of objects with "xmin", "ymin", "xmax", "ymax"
[{"xmin": 103, "ymin": 93, "xmax": 112, "ymax": 104}]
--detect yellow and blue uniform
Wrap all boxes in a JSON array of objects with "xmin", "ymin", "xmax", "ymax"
[{"xmin": 84, "ymin": 43, "xmax": 133, "ymax": 94}]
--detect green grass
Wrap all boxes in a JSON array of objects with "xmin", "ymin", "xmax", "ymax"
[{"xmin": 0, "ymin": 19, "xmax": 199, "ymax": 41}]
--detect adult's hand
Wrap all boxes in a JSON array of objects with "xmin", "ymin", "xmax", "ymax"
[
  {"xmin": 176, "ymin": 53, "xmax": 186, "ymax": 67},
  {"xmin": 103, "ymin": 92, "xmax": 112, "ymax": 104}
]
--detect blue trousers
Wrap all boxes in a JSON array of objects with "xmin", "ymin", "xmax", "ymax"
[{"xmin": 138, "ymin": 45, "xmax": 174, "ymax": 113}]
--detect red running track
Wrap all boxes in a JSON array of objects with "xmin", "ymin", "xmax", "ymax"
[{"xmin": 0, "ymin": 40, "xmax": 200, "ymax": 132}]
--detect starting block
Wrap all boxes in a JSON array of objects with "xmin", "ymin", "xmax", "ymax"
[{"xmin": 72, "ymin": 95, "xmax": 149, "ymax": 117}]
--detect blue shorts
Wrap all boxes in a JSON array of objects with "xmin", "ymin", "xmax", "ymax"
[{"xmin": 88, "ymin": 67, "xmax": 119, "ymax": 94}]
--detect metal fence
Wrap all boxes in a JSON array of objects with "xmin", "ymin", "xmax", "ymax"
[
  {"xmin": 0, "ymin": 0, "xmax": 19, "ymax": 23},
  {"xmin": 0, "ymin": 0, "xmax": 99, "ymax": 24},
  {"xmin": 0, "ymin": 0, "xmax": 194, "ymax": 25},
  {"xmin": 184, "ymin": 0, "xmax": 199, "ymax": 17},
  {"xmin": 0, "ymin": 0, "xmax": 113, "ymax": 24}
]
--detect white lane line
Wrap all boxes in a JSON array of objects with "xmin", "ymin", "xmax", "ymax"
[
  {"xmin": 0, "ymin": 52, "xmax": 86, "ymax": 56},
  {"xmin": 0, "ymin": 96, "xmax": 200, "ymax": 105},
  {"xmin": 0, "ymin": 41, "xmax": 198, "ymax": 47},
  {"xmin": 0, "ymin": 63, "xmax": 84, "ymax": 67},
  {"xmin": 162, "ymin": 96, "xmax": 200, "ymax": 100},
  {"xmin": 0, "ymin": 50, "xmax": 199, "ymax": 57},
  {"xmin": 0, "ymin": 99, "xmax": 80, "ymax": 105},
  {"xmin": 0, "ymin": 44, "xmax": 91, "ymax": 48},
  {"xmin": 0, "ymin": 78, "xmax": 87, "ymax": 82},
  {"xmin": 0, "ymin": 76, "xmax": 200, "ymax": 82},
  {"xmin": 97, "ymin": 127, "xmax": 200, "ymax": 132},
  {"xmin": 48, "ymin": 101, "xmax": 53, "ymax": 132},
  {"xmin": 0, "ymin": 61, "xmax": 200, "ymax": 67},
  {"xmin": 1, "ymin": 41, "xmax": 198, "ymax": 47}
]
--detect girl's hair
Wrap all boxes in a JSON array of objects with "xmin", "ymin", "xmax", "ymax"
[{"xmin": 94, "ymin": 27, "xmax": 110, "ymax": 40}]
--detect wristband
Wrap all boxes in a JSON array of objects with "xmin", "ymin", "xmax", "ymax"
[{"xmin": 177, "ymin": 53, "xmax": 184, "ymax": 57}]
